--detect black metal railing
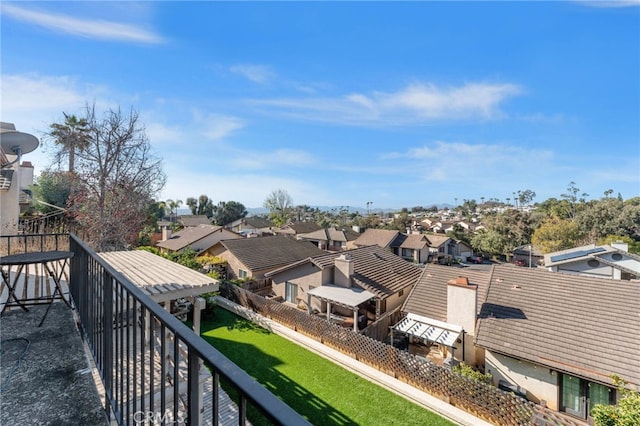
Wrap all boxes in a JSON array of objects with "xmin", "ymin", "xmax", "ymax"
[
  {"xmin": 65, "ymin": 234, "xmax": 309, "ymax": 426},
  {"xmin": 0, "ymin": 233, "xmax": 69, "ymax": 256}
]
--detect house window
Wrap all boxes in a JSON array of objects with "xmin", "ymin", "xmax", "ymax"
[
  {"xmin": 398, "ymin": 289, "xmax": 404, "ymax": 297},
  {"xmin": 402, "ymin": 248, "xmax": 413, "ymax": 258},
  {"xmin": 285, "ymin": 282, "xmax": 298, "ymax": 304},
  {"xmin": 238, "ymin": 269, "xmax": 248, "ymax": 278},
  {"xmin": 561, "ymin": 373, "xmax": 614, "ymax": 420},
  {"xmin": 438, "ymin": 246, "xmax": 444, "ymax": 253}
]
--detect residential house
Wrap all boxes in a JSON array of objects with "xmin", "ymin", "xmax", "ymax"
[
  {"xmin": 511, "ymin": 244, "xmax": 544, "ymax": 267},
  {"xmin": 425, "ymin": 234, "xmax": 473, "ymax": 263},
  {"xmin": 156, "ymin": 224, "xmax": 242, "ymax": 254},
  {"xmin": 178, "ymin": 215, "xmax": 212, "ymax": 227},
  {"xmin": 205, "ymin": 235, "xmax": 325, "ymax": 283},
  {"xmin": 475, "ymin": 266, "xmax": 640, "ymax": 422},
  {"xmin": 273, "ymin": 221, "xmax": 322, "ymax": 237},
  {"xmin": 398, "ymin": 264, "xmax": 491, "ymax": 367},
  {"xmin": 265, "ymin": 245, "xmax": 423, "ymax": 328},
  {"xmin": 395, "ymin": 234, "xmax": 431, "ymax": 264},
  {"xmin": 399, "ymin": 263, "xmax": 640, "ymax": 422},
  {"xmin": 225, "ymin": 217, "xmax": 274, "ymax": 237},
  {"xmin": 353, "ymin": 228, "xmax": 403, "ymax": 250},
  {"xmin": 297, "ymin": 226, "xmax": 360, "ymax": 251},
  {"xmin": 353, "ymin": 228, "xmax": 431, "ymax": 263},
  {"xmin": 0, "ymin": 123, "xmax": 38, "ymax": 235},
  {"xmin": 543, "ymin": 242, "xmax": 640, "ymax": 280}
]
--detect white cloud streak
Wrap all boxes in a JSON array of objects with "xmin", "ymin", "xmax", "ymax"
[
  {"xmin": 229, "ymin": 65, "xmax": 275, "ymax": 83},
  {"xmin": 2, "ymin": 4, "xmax": 164, "ymax": 44},
  {"xmin": 249, "ymin": 82, "xmax": 522, "ymax": 126}
]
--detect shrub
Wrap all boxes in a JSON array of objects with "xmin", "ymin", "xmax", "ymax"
[
  {"xmin": 592, "ymin": 375, "xmax": 640, "ymax": 426},
  {"xmin": 453, "ymin": 362, "xmax": 493, "ymax": 384}
]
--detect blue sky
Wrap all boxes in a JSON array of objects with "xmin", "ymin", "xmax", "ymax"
[{"xmin": 2, "ymin": 1, "xmax": 639, "ymax": 210}]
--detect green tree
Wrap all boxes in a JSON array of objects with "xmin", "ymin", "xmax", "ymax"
[
  {"xmin": 47, "ymin": 113, "xmax": 90, "ymax": 173},
  {"xmin": 165, "ymin": 199, "xmax": 183, "ymax": 223},
  {"xmin": 197, "ymin": 194, "xmax": 214, "ymax": 217},
  {"xmin": 263, "ymin": 189, "xmax": 293, "ymax": 227},
  {"xmin": 561, "ymin": 181, "xmax": 589, "ymax": 220},
  {"xmin": 532, "ymin": 217, "xmax": 585, "ymax": 253},
  {"xmin": 517, "ymin": 189, "xmax": 536, "ymax": 206},
  {"xmin": 30, "ymin": 170, "xmax": 77, "ymax": 214},
  {"xmin": 575, "ymin": 197, "xmax": 624, "ymax": 243},
  {"xmin": 186, "ymin": 195, "xmax": 215, "ymax": 217},
  {"xmin": 212, "ymin": 201, "xmax": 247, "ymax": 226},
  {"xmin": 471, "ymin": 209, "xmax": 534, "ymax": 258},
  {"xmin": 186, "ymin": 197, "xmax": 198, "ymax": 215},
  {"xmin": 592, "ymin": 375, "xmax": 640, "ymax": 426}
]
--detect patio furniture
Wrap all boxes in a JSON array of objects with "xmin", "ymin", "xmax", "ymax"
[{"xmin": 0, "ymin": 250, "xmax": 74, "ymax": 326}]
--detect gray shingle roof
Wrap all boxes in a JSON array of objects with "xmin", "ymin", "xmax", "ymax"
[
  {"xmin": 475, "ymin": 265, "xmax": 640, "ymax": 386},
  {"xmin": 179, "ymin": 215, "xmax": 212, "ymax": 227},
  {"xmin": 309, "ymin": 245, "xmax": 423, "ymax": 298},
  {"xmin": 156, "ymin": 225, "xmax": 223, "ymax": 251},
  {"xmin": 220, "ymin": 235, "xmax": 325, "ymax": 271},
  {"xmin": 353, "ymin": 229, "xmax": 401, "ymax": 248},
  {"xmin": 402, "ymin": 264, "xmax": 492, "ymax": 322}
]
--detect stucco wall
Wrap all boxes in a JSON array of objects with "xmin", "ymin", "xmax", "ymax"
[
  {"xmin": 271, "ymin": 263, "xmax": 325, "ymax": 311},
  {"xmin": 485, "ymin": 351, "xmax": 559, "ymax": 410}
]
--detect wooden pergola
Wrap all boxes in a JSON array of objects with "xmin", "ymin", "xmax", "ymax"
[{"xmin": 307, "ymin": 284, "xmax": 375, "ymax": 332}]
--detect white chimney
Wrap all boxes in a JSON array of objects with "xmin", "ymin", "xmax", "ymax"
[
  {"xmin": 447, "ymin": 276, "xmax": 477, "ymax": 333},
  {"xmin": 334, "ymin": 254, "xmax": 354, "ymax": 288},
  {"xmin": 162, "ymin": 227, "xmax": 172, "ymax": 241},
  {"xmin": 612, "ymin": 241, "xmax": 629, "ymax": 252}
]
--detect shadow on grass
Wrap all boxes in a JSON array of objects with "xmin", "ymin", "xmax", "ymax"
[{"xmin": 201, "ymin": 311, "xmax": 357, "ymax": 426}]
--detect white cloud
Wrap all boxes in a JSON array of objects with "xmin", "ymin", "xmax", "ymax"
[
  {"xmin": 385, "ymin": 140, "xmax": 553, "ymax": 183},
  {"xmin": 2, "ymin": 4, "xmax": 164, "ymax": 44},
  {"xmin": 249, "ymin": 81, "xmax": 522, "ymax": 126},
  {"xmin": 197, "ymin": 114, "xmax": 245, "ymax": 141},
  {"xmin": 229, "ymin": 65, "xmax": 275, "ymax": 84}
]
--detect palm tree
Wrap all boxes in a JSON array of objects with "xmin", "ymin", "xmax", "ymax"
[
  {"xmin": 49, "ymin": 113, "xmax": 90, "ymax": 173},
  {"xmin": 166, "ymin": 199, "xmax": 183, "ymax": 223}
]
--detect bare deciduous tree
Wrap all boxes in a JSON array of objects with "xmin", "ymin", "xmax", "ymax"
[{"xmin": 62, "ymin": 104, "xmax": 166, "ymax": 251}]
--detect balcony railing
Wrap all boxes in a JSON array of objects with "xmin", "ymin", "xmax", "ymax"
[{"xmin": 2, "ymin": 233, "xmax": 309, "ymax": 425}]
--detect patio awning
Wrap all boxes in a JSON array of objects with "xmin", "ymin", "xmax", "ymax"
[
  {"xmin": 307, "ymin": 284, "xmax": 375, "ymax": 309},
  {"xmin": 99, "ymin": 250, "xmax": 219, "ymax": 303},
  {"xmin": 393, "ymin": 313, "xmax": 463, "ymax": 347}
]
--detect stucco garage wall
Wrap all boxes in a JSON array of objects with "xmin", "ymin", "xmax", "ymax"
[{"xmin": 485, "ymin": 351, "xmax": 559, "ymax": 410}]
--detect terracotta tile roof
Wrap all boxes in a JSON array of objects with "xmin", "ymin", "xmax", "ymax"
[
  {"xmin": 156, "ymin": 224, "xmax": 224, "ymax": 251},
  {"xmin": 353, "ymin": 229, "xmax": 401, "ymax": 248},
  {"xmin": 475, "ymin": 265, "xmax": 640, "ymax": 386},
  {"xmin": 402, "ymin": 264, "xmax": 493, "ymax": 322},
  {"xmin": 220, "ymin": 235, "xmax": 325, "ymax": 272}
]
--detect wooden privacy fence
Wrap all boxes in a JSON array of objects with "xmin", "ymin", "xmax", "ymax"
[{"xmin": 220, "ymin": 283, "xmax": 585, "ymax": 426}]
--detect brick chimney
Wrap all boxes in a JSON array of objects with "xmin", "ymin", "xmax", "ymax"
[
  {"xmin": 447, "ymin": 276, "xmax": 478, "ymax": 333},
  {"xmin": 334, "ymin": 254, "xmax": 354, "ymax": 288}
]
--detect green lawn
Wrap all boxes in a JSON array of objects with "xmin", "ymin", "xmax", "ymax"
[{"xmin": 200, "ymin": 308, "xmax": 454, "ymax": 426}]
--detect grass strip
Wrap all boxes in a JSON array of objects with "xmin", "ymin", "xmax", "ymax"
[{"xmin": 201, "ymin": 308, "xmax": 454, "ymax": 426}]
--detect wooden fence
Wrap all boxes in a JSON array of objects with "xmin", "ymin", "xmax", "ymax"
[
  {"xmin": 360, "ymin": 305, "xmax": 403, "ymax": 341},
  {"xmin": 220, "ymin": 283, "xmax": 585, "ymax": 426}
]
